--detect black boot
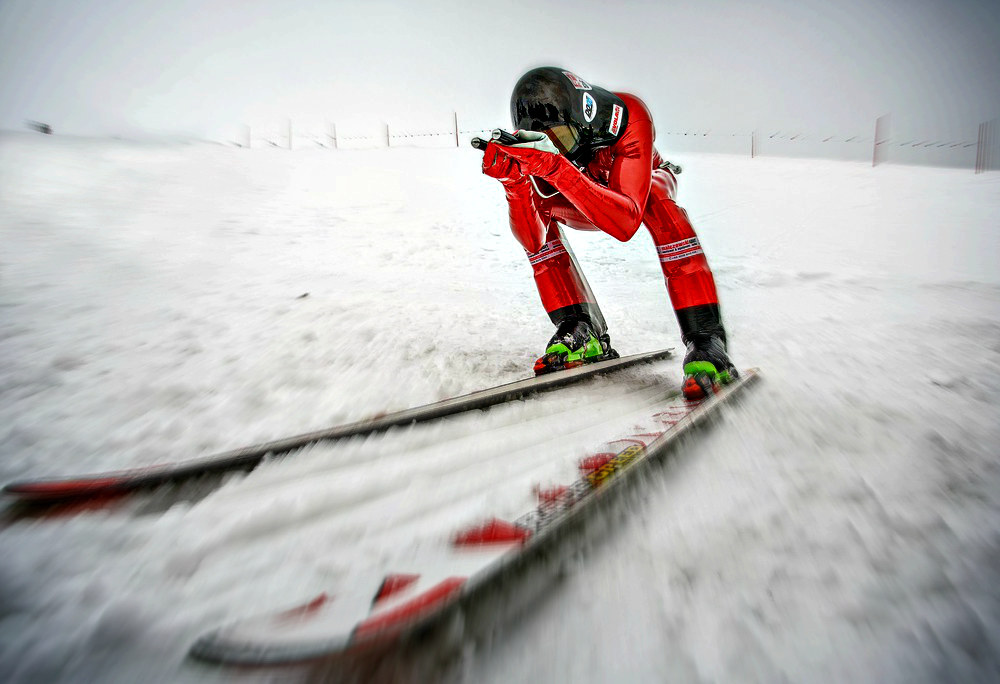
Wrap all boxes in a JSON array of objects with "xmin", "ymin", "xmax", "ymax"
[
  {"xmin": 534, "ymin": 317, "xmax": 618, "ymax": 375},
  {"xmin": 676, "ymin": 304, "xmax": 738, "ymax": 399}
]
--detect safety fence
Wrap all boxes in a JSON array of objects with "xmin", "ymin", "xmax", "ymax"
[
  {"xmin": 976, "ymin": 119, "xmax": 997, "ymax": 174},
  {"xmin": 230, "ymin": 113, "xmax": 1000, "ymax": 173},
  {"xmin": 233, "ymin": 114, "xmax": 494, "ymax": 152},
  {"xmin": 656, "ymin": 115, "xmax": 996, "ymax": 171}
]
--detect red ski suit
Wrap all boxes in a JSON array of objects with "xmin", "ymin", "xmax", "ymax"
[{"xmin": 487, "ymin": 93, "xmax": 719, "ymax": 333}]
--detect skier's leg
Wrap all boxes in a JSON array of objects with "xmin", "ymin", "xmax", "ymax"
[
  {"xmin": 643, "ymin": 169, "xmax": 736, "ymax": 397},
  {"xmin": 526, "ymin": 222, "xmax": 607, "ymax": 335},
  {"xmin": 525, "ymin": 222, "xmax": 617, "ymax": 373},
  {"xmin": 644, "ymin": 170, "xmax": 720, "ymax": 321}
]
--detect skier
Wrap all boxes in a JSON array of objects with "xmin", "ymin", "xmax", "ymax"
[{"xmin": 481, "ymin": 66, "xmax": 737, "ymax": 399}]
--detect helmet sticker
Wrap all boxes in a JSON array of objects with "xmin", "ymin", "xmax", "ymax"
[
  {"xmin": 562, "ymin": 71, "xmax": 592, "ymax": 90},
  {"xmin": 609, "ymin": 104, "xmax": 624, "ymax": 136},
  {"xmin": 582, "ymin": 93, "xmax": 597, "ymax": 123}
]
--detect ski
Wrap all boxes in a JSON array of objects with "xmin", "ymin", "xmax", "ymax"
[
  {"xmin": 189, "ymin": 368, "xmax": 760, "ymax": 666},
  {"xmin": 3, "ymin": 349, "xmax": 673, "ymax": 503}
]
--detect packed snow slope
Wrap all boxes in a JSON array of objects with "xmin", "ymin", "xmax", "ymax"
[{"xmin": 1, "ymin": 132, "xmax": 999, "ymax": 683}]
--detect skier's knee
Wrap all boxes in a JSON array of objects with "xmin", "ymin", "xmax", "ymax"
[{"xmin": 513, "ymin": 230, "xmax": 545, "ymax": 255}]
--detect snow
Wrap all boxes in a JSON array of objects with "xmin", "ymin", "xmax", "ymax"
[{"xmin": 1, "ymin": 131, "xmax": 999, "ymax": 683}]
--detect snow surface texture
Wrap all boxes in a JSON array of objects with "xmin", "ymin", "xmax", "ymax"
[{"xmin": 1, "ymin": 132, "xmax": 999, "ymax": 683}]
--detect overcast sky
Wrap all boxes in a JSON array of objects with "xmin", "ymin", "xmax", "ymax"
[{"xmin": 1, "ymin": 0, "xmax": 998, "ymax": 140}]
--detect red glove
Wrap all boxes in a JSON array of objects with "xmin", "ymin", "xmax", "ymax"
[
  {"xmin": 496, "ymin": 131, "xmax": 567, "ymax": 179},
  {"xmin": 482, "ymin": 142, "xmax": 525, "ymax": 184}
]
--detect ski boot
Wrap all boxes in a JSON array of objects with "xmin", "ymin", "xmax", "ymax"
[
  {"xmin": 534, "ymin": 318, "xmax": 618, "ymax": 375},
  {"xmin": 658, "ymin": 160, "xmax": 683, "ymax": 175},
  {"xmin": 682, "ymin": 333, "xmax": 738, "ymax": 400}
]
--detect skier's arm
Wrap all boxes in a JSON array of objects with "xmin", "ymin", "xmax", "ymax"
[
  {"xmin": 482, "ymin": 142, "xmax": 549, "ymax": 253},
  {"xmin": 497, "ymin": 123, "xmax": 655, "ymax": 243},
  {"xmin": 555, "ymin": 121, "xmax": 654, "ymax": 242}
]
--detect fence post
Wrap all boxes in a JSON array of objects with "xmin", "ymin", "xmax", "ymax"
[
  {"xmin": 988, "ymin": 120, "xmax": 994, "ymax": 173},
  {"xmin": 751, "ymin": 130, "xmax": 757, "ymax": 158},
  {"xmin": 976, "ymin": 120, "xmax": 996, "ymax": 174},
  {"xmin": 873, "ymin": 113, "xmax": 890, "ymax": 166},
  {"xmin": 977, "ymin": 122, "xmax": 985, "ymax": 173},
  {"xmin": 386, "ymin": 123, "xmax": 391, "ymax": 148},
  {"xmin": 454, "ymin": 112, "xmax": 460, "ymax": 147},
  {"xmin": 329, "ymin": 122, "xmax": 338, "ymax": 149},
  {"xmin": 287, "ymin": 119, "xmax": 293, "ymax": 150}
]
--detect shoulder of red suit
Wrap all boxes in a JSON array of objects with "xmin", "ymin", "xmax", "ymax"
[{"xmin": 613, "ymin": 93, "xmax": 653, "ymax": 125}]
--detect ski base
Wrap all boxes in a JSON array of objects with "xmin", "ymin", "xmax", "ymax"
[{"xmin": 190, "ymin": 368, "xmax": 760, "ymax": 667}]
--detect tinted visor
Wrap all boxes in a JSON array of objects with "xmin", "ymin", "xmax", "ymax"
[{"xmin": 542, "ymin": 123, "xmax": 581, "ymax": 156}]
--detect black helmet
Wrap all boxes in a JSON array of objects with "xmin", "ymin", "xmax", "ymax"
[{"xmin": 510, "ymin": 67, "xmax": 629, "ymax": 166}]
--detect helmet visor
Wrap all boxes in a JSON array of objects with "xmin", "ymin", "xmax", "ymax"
[{"xmin": 542, "ymin": 124, "xmax": 581, "ymax": 156}]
